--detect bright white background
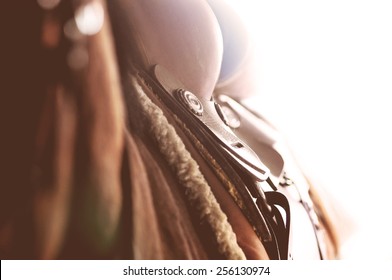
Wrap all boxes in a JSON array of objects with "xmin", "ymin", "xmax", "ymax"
[{"xmin": 225, "ymin": 0, "xmax": 392, "ymax": 259}]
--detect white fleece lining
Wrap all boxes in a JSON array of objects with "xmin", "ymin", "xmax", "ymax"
[{"xmin": 131, "ymin": 77, "xmax": 245, "ymax": 260}]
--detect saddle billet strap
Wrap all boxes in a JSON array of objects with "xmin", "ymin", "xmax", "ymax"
[{"xmin": 137, "ymin": 64, "xmax": 291, "ymax": 259}]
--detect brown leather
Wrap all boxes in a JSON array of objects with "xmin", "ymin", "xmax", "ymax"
[
  {"xmin": 109, "ymin": 0, "xmax": 260, "ymax": 100},
  {"xmin": 0, "ymin": 0, "xmax": 338, "ymax": 260},
  {"xmin": 108, "ymin": 0, "xmax": 223, "ymax": 99},
  {"xmin": 125, "ymin": 131, "xmax": 210, "ymax": 259}
]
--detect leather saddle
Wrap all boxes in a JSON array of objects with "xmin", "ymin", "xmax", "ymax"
[
  {"xmin": 0, "ymin": 0, "xmax": 338, "ymax": 259},
  {"xmin": 107, "ymin": 0, "xmax": 336, "ymax": 259}
]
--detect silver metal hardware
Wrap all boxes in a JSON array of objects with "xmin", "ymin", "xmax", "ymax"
[
  {"xmin": 154, "ymin": 65, "xmax": 270, "ymax": 181},
  {"xmin": 214, "ymin": 102, "xmax": 241, "ymax": 129},
  {"xmin": 221, "ymin": 105, "xmax": 241, "ymax": 129},
  {"xmin": 280, "ymin": 172, "xmax": 294, "ymax": 187},
  {"xmin": 175, "ymin": 88, "xmax": 204, "ymax": 116}
]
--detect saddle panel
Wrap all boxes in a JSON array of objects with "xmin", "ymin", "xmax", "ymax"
[{"xmin": 108, "ymin": 0, "xmax": 223, "ymax": 99}]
